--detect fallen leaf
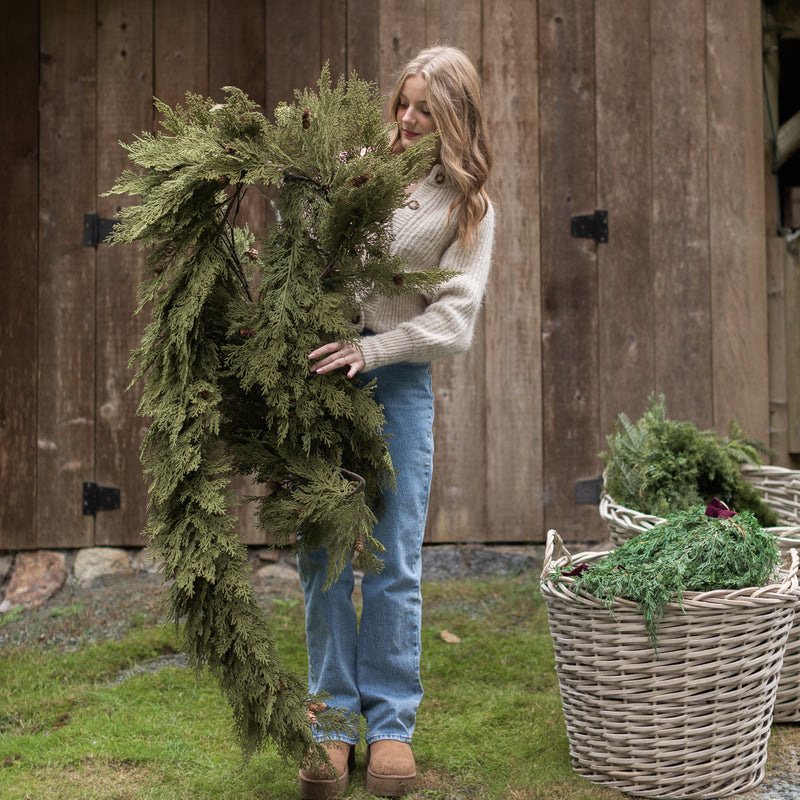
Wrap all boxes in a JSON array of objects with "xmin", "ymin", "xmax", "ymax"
[{"xmin": 439, "ymin": 630, "xmax": 460, "ymax": 644}]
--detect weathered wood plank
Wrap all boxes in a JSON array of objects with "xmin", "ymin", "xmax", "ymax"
[
  {"xmin": 776, "ymin": 110, "xmax": 800, "ymax": 171},
  {"xmin": 321, "ymin": 0, "xmax": 347, "ymax": 79},
  {"xmin": 762, "ymin": 4, "xmax": 781, "ymax": 234},
  {"xmin": 706, "ymin": 0, "xmax": 769, "ymax": 440},
  {"xmin": 346, "ymin": 0, "xmax": 380, "ymax": 82},
  {"xmin": 378, "ymin": 0, "xmax": 426, "ymax": 95},
  {"xmin": 650, "ymin": 0, "xmax": 712, "ymax": 427},
  {"xmin": 423, "ymin": 3, "xmax": 489, "ymax": 542},
  {"xmin": 375, "ymin": 3, "xmax": 464, "ymax": 539},
  {"xmin": 228, "ymin": 0, "xmax": 327, "ymax": 545},
  {"xmin": 538, "ymin": 1, "xmax": 603, "ymax": 542},
  {"xmin": 482, "ymin": 0, "xmax": 543, "ymax": 541},
  {"xmin": 786, "ymin": 187, "xmax": 800, "ymax": 229},
  {"xmin": 426, "ymin": 0, "xmax": 482, "ymax": 64},
  {"xmin": 37, "ymin": 0, "xmax": 97, "ymax": 549},
  {"xmin": 762, "ymin": 6, "xmax": 792, "ymax": 464},
  {"xmin": 0, "ymin": 5, "xmax": 39, "ymax": 550},
  {"xmin": 210, "ymin": 0, "xmax": 266, "ymax": 106},
  {"xmin": 595, "ymin": 0, "xmax": 655, "ymax": 437},
  {"xmin": 201, "ymin": 3, "xmax": 263, "ymax": 544},
  {"xmin": 154, "ymin": 0, "xmax": 209, "ymax": 108},
  {"xmin": 378, "ymin": 1, "xmax": 491, "ymax": 542},
  {"xmin": 208, "ymin": 1, "xmax": 269, "ymax": 544},
  {"xmin": 767, "ymin": 237, "xmax": 790, "ymax": 460},
  {"xmin": 266, "ymin": 0, "xmax": 322, "ymax": 115},
  {"xmin": 210, "ymin": 0, "xmax": 266, "ymax": 242},
  {"xmin": 94, "ymin": 1, "xmax": 153, "ymax": 546},
  {"xmin": 785, "ymin": 242, "xmax": 800, "ymax": 455}
]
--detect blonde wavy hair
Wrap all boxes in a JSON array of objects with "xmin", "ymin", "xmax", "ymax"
[{"xmin": 388, "ymin": 45, "xmax": 492, "ymax": 246}]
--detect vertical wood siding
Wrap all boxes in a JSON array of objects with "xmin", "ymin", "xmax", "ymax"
[
  {"xmin": 0, "ymin": 5, "xmax": 39, "ymax": 550},
  {"xmin": 37, "ymin": 0, "xmax": 97, "ymax": 548},
  {"xmin": 539, "ymin": 1, "xmax": 599, "ymax": 537},
  {"xmin": 707, "ymin": 0, "xmax": 770, "ymax": 437},
  {"xmin": 0, "ymin": 1, "xmax": 777, "ymax": 550},
  {"xmin": 483, "ymin": 1, "xmax": 543, "ymax": 542},
  {"xmin": 650, "ymin": 0, "xmax": 712, "ymax": 426}
]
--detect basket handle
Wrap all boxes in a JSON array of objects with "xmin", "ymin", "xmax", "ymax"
[{"xmin": 541, "ymin": 529, "xmax": 572, "ymax": 581}]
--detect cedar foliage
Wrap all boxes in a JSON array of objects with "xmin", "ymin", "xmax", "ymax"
[
  {"xmin": 601, "ymin": 394, "xmax": 779, "ymax": 527},
  {"xmin": 565, "ymin": 506, "xmax": 781, "ymax": 648},
  {"xmin": 106, "ymin": 67, "xmax": 447, "ymax": 763}
]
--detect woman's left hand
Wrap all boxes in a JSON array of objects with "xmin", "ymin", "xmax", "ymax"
[{"xmin": 309, "ymin": 341, "xmax": 365, "ymax": 378}]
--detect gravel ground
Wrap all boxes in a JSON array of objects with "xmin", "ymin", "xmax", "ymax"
[{"xmin": 1, "ymin": 544, "xmax": 799, "ymax": 799}]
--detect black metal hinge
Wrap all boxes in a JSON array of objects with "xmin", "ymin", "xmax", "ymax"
[
  {"xmin": 83, "ymin": 213, "xmax": 118, "ymax": 247},
  {"xmin": 571, "ymin": 209, "xmax": 609, "ymax": 243},
  {"xmin": 574, "ymin": 476, "xmax": 603, "ymax": 505},
  {"xmin": 83, "ymin": 482, "xmax": 121, "ymax": 515}
]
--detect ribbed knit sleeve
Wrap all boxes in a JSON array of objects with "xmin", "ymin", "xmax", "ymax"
[{"xmin": 358, "ymin": 167, "xmax": 496, "ymax": 372}]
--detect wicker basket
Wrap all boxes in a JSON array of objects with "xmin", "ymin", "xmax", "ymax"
[
  {"xmin": 740, "ymin": 464, "xmax": 800, "ymax": 525},
  {"xmin": 540, "ymin": 529, "xmax": 799, "ymax": 799},
  {"xmin": 599, "ymin": 464, "xmax": 800, "ymax": 722}
]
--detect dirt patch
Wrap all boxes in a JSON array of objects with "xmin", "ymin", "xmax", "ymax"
[
  {"xmin": 0, "ymin": 544, "xmax": 542, "ymax": 653},
  {"xmin": 0, "ymin": 562, "xmax": 304, "ymax": 653}
]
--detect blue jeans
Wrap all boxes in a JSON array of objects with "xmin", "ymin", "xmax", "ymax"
[{"xmin": 297, "ymin": 361, "xmax": 434, "ymax": 745}]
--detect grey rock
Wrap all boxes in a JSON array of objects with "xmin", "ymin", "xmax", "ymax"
[
  {"xmin": 0, "ymin": 553, "xmax": 13, "ymax": 586},
  {"xmin": 0, "ymin": 550, "xmax": 67, "ymax": 612},
  {"xmin": 73, "ymin": 547, "xmax": 131, "ymax": 584},
  {"xmin": 255, "ymin": 560, "xmax": 300, "ymax": 584}
]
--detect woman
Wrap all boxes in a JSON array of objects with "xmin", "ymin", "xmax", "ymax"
[{"xmin": 298, "ymin": 44, "xmax": 495, "ymax": 798}]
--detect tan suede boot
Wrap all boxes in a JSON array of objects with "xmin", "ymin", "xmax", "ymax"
[
  {"xmin": 365, "ymin": 740, "xmax": 416, "ymax": 797},
  {"xmin": 299, "ymin": 740, "xmax": 355, "ymax": 799}
]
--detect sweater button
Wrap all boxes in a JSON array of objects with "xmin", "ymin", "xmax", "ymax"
[{"xmin": 408, "ymin": 199, "xmax": 420, "ymax": 210}]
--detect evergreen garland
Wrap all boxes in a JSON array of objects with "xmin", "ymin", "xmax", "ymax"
[
  {"xmin": 106, "ymin": 67, "xmax": 448, "ymax": 764},
  {"xmin": 601, "ymin": 394, "xmax": 779, "ymax": 527},
  {"xmin": 562, "ymin": 505, "xmax": 781, "ymax": 649}
]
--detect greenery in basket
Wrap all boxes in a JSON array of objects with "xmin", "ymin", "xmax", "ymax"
[
  {"xmin": 563, "ymin": 503, "xmax": 781, "ymax": 648},
  {"xmin": 601, "ymin": 394, "xmax": 779, "ymax": 527}
]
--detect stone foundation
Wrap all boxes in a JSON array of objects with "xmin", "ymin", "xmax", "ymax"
[{"xmin": 0, "ymin": 542, "xmax": 548, "ymax": 613}]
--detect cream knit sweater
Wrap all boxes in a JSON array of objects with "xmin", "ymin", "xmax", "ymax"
[{"xmin": 358, "ymin": 164, "xmax": 496, "ymax": 371}]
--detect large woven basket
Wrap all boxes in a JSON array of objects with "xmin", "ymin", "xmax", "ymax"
[
  {"xmin": 540, "ymin": 530, "xmax": 798, "ymax": 799},
  {"xmin": 599, "ymin": 463, "xmax": 800, "ymax": 722}
]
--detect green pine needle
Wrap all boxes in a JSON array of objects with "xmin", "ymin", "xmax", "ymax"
[
  {"xmin": 107, "ymin": 66, "xmax": 450, "ymax": 764},
  {"xmin": 564, "ymin": 506, "xmax": 781, "ymax": 649}
]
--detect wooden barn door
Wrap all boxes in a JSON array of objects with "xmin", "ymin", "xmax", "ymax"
[
  {"xmin": 0, "ymin": 0, "xmax": 394, "ymax": 551},
  {"xmin": 0, "ymin": 5, "xmax": 39, "ymax": 551},
  {"xmin": 32, "ymin": 0, "xmax": 152, "ymax": 550},
  {"xmin": 1, "ymin": 0, "xmax": 769, "ymax": 550}
]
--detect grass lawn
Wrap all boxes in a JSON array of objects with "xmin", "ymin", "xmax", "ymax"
[{"xmin": 0, "ymin": 571, "xmax": 794, "ymax": 799}]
